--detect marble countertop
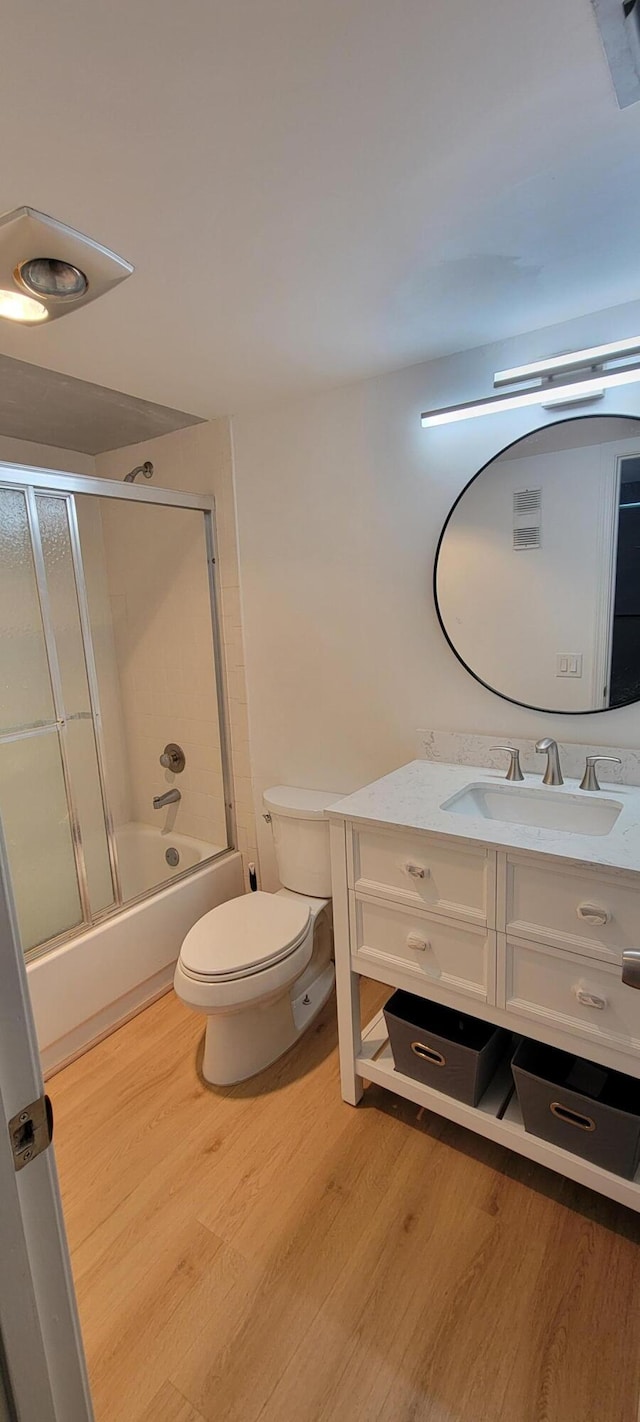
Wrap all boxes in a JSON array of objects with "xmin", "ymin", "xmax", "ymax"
[{"xmin": 327, "ymin": 759, "xmax": 640, "ymax": 875}]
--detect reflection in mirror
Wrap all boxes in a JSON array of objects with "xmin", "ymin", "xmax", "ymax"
[{"xmin": 434, "ymin": 415, "xmax": 640, "ymax": 713}]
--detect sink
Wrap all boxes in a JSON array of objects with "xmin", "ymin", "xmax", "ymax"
[{"xmin": 440, "ymin": 782, "xmax": 623, "ymax": 837}]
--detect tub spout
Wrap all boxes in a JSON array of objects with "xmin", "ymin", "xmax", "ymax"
[{"xmin": 153, "ymin": 788, "xmax": 181, "ymax": 810}]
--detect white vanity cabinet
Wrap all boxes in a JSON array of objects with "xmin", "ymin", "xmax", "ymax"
[{"xmin": 329, "ymin": 762, "xmax": 640, "ymax": 1213}]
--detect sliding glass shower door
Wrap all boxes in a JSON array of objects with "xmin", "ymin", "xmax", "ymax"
[
  {"xmin": 0, "ymin": 486, "xmax": 115, "ymax": 953},
  {"xmin": 0, "ymin": 465, "xmax": 234, "ymax": 959}
]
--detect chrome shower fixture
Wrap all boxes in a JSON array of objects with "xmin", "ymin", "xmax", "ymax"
[
  {"xmin": 159, "ymin": 743, "xmax": 185, "ymax": 772},
  {"xmin": 124, "ymin": 461, "xmax": 154, "ymax": 483}
]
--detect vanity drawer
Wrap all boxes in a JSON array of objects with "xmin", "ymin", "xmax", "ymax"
[
  {"xmin": 348, "ymin": 826, "xmax": 495, "ymax": 926},
  {"xmin": 500, "ymin": 936, "xmax": 640, "ymax": 1057},
  {"xmin": 350, "ymin": 892, "xmax": 495, "ymax": 1003},
  {"xmin": 502, "ymin": 854, "xmax": 640, "ymax": 962}
]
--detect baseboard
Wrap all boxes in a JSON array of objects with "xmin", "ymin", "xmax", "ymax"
[{"xmin": 42, "ymin": 967, "xmax": 175, "ymax": 1078}]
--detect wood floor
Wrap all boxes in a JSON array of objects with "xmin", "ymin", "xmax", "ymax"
[{"xmin": 49, "ymin": 985, "xmax": 640, "ymax": 1422}]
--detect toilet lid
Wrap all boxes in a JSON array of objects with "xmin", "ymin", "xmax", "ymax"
[{"xmin": 179, "ymin": 891, "xmax": 311, "ymax": 980}]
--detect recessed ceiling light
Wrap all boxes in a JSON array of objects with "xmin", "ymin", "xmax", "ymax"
[
  {"xmin": 0, "ymin": 288, "xmax": 47, "ymax": 323},
  {"xmin": 17, "ymin": 257, "xmax": 88, "ymax": 300}
]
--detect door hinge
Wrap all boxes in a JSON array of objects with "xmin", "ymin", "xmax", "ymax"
[{"xmin": 8, "ymin": 1094, "xmax": 53, "ymax": 1171}]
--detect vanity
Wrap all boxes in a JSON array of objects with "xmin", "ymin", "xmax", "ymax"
[
  {"xmin": 328, "ymin": 758, "xmax": 640, "ymax": 1212},
  {"xmin": 327, "ymin": 408, "xmax": 640, "ymax": 1208}
]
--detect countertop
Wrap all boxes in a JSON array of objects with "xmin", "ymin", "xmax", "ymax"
[{"xmin": 327, "ymin": 759, "xmax": 640, "ymax": 875}]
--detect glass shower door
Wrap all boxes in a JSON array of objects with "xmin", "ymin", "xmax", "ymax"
[{"xmin": 0, "ymin": 485, "xmax": 116, "ymax": 954}]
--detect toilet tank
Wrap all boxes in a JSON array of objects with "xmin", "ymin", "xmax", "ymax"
[{"xmin": 263, "ymin": 786, "xmax": 343, "ymax": 898}]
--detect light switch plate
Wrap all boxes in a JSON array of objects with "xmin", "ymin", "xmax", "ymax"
[{"xmin": 556, "ymin": 653, "xmax": 583, "ymax": 678}]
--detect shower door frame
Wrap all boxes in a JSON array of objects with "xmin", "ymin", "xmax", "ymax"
[{"xmin": 0, "ymin": 462, "xmax": 236, "ymax": 959}]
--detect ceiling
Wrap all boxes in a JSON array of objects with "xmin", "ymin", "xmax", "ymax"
[{"xmin": 0, "ymin": 0, "xmax": 639, "ymax": 418}]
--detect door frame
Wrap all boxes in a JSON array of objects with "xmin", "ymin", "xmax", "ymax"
[
  {"xmin": 596, "ymin": 439, "xmax": 640, "ymax": 707},
  {"xmin": 0, "ymin": 821, "xmax": 94, "ymax": 1421}
]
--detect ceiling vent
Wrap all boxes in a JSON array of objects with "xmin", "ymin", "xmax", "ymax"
[
  {"xmin": 591, "ymin": 0, "xmax": 640, "ymax": 107},
  {"xmin": 0, "ymin": 208, "xmax": 133, "ymax": 325}
]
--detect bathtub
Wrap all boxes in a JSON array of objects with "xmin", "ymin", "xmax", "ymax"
[
  {"xmin": 115, "ymin": 821, "xmax": 222, "ymax": 901},
  {"xmin": 28, "ymin": 829, "xmax": 244, "ymax": 1075}
]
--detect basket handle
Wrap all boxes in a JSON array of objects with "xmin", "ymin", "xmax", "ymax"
[
  {"xmin": 550, "ymin": 1101, "xmax": 596, "ymax": 1132},
  {"xmin": 411, "ymin": 1041, "xmax": 445, "ymax": 1066}
]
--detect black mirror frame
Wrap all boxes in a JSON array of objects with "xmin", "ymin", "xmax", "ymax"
[{"xmin": 433, "ymin": 411, "xmax": 640, "ymax": 715}]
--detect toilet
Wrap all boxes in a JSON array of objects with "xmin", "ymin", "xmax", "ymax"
[{"xmin": 174, "ymin": 785, "xmax": 341, "ymax": 1084}]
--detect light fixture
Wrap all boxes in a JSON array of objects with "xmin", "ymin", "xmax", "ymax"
[
  {"xmin": 494, "ymin": 336, "xmax": 640, "ymax": 386},
  {"xmin": 0, "ymin": 289, "xmax": 47, "ymax": 323},
  {"xmin": 421, "ymin": 339, "xmax": 640, "ymax": 428},
  {"xmin": 0, "ymin": 207, "xmax": 133, "ymax": 325},
  {"xmin": 16, "ymin": 257, "xmax": 88, "ymax": 301}
]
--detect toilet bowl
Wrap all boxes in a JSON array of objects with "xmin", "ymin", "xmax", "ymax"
[{"xmin": 174, "ymin": 785, "xmax": 341, "ymax": 1084}]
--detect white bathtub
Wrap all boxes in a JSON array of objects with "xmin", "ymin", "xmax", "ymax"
[
  {"xmin": 115, "ymin": 821, "xmax": 222, "ymax": 901},
  {"xmin": 28, "ymin": 833, "xmax": 244, "ymax": 1075}
]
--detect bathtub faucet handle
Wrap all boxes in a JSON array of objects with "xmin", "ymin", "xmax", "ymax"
[{"xmin": 159, "ymin": 743, "xmax": 185, "ymax": 773}]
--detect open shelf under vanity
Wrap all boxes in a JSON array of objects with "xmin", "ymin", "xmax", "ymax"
[{"xmin": 358, "ymin": 1010, "xmax": 640, "ymax": 1211}]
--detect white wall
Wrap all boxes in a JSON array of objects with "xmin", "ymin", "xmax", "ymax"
[
  {"xmin": 232, "ymin": 297, "xmax": 640, "ymax": 888},
  {"xmin": 0, "ymin": 436, "xmax": 95, "ymax": 476}
]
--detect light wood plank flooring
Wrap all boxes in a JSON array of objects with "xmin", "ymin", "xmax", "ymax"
[{"xmin": 49, "ymin": 985, "xmax": 640, "ymax": 1422}]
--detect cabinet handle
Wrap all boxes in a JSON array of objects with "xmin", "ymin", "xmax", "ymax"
[
  {"xmin": 574, "ymin": 985, "xmax": 608, "ymax": 1010},
  {"xmin": 405, "ymin": 863, "xmax": 428, "ymax": 879},
  {"xmin": 411, "ymin": 1041, "xmax": 445, "ymax": 1066},
  {"xmin": 622, "ymin": 951, "xmax": 640, "ymax": 990},
  {"xmin": 576, "ymin": 903, "xmax": 610, "ymax": 926},
  {"xmin": 406, "ymin": 933, "xmax": 429, "ymax": 953},
  {"xmin": 550, "ymin": 1102, "xmax": 596, "ymax": 1132}
]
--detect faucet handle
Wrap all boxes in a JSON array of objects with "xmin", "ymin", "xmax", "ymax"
[
  {"xmin": 579, "ymin": 756, "xmax": 622, "ymax": 792},
  {"xmin": 491, "ymin": 746, "xmax": 524, "ymax": 782},
  {"xmin": 159, "ymin": 742, "xmax": 186, "ymax": 773}
]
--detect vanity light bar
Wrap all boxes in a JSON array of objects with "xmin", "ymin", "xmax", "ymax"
[
  {"xmin": 421, "ymin": 358, "xmax": 640, "ymax": 428},
  {"xmin": 494, "ymin": 335, "xmax": 640, "ymax": 387}
]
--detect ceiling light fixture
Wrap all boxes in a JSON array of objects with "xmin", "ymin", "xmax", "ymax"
[
  {"xmin": 0, "ymin": 289, "xmax": 47, "ymax": 323},
  {"xmin": 421, "ymin": 338, "xmax": 640, "ymax": 428},
  {"xmin": 0, "ymin": 207, "xmax": 133, "ymax": 325},
  {"xmin": 17, "ymin": 257, "xmax": 88, "ymax": 301}
]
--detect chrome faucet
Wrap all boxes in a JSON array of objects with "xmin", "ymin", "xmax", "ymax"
[
  {"xmin": 491, "ymin": 746, "xmax": 524, "ymax": 782},
  {"xmin": 579, "ymin": 755, "xmax": 621, "ymax": 792},
  {"xmin": 535, "ymin": 738, "xmax": 563, "ymax": 786},
  {"xmin": 153, "ymin": 788, "xmax": 181, "ymax": 810}
]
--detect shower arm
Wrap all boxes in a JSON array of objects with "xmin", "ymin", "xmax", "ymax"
[{"xmin": 123, "ymin": 461, "xmax": 154, "ymax": 483}]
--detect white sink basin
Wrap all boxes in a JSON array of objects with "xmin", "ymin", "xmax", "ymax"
[{"xmin": 440, "ymin": 782, "xmax": 623, "ymax": 837}]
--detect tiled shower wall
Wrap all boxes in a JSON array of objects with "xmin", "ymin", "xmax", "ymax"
[{"xmin": 94, "ymin": 419, "xmax": 257, "ymax": 882}]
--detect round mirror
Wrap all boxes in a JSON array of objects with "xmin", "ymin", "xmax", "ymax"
[{"xmin": 434, "ymin": 414, "xmax": 640, "ymax": 713}]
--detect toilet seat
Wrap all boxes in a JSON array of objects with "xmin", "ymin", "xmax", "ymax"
[{"xmin": 179, "ymin": 891, "xmax": 311, "ymax": 983}]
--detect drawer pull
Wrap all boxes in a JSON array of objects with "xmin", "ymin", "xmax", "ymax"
[
  {"xmin": 550, "ymin": 1102, "xmax": 596, "ymax": 1132},
  {"xmin": 411, "ymin": 1041, "xmax": 445, "ymax": 1066},
  {"xmin": 405, "ymin": 863, "xmax": 428, "ymax": 879},
  {"xmin": 574, "ymin": 985, "xmax": 608, "ymax": 1010},
  {"xmin": 622, "ymin": 951, "xmax": 640, "ymax": 990},
  {"xmin": 576, "ymin": 903, "xmax": 610, "ymax": 926},
  {"xmin": 406, "ymin": 933, "xmax": 429, "ymax": 953}
]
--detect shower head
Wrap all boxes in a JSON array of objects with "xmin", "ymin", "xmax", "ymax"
[{"xmin": 124, "ymin": 460, "xmax": 154, "ymax": 483}]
